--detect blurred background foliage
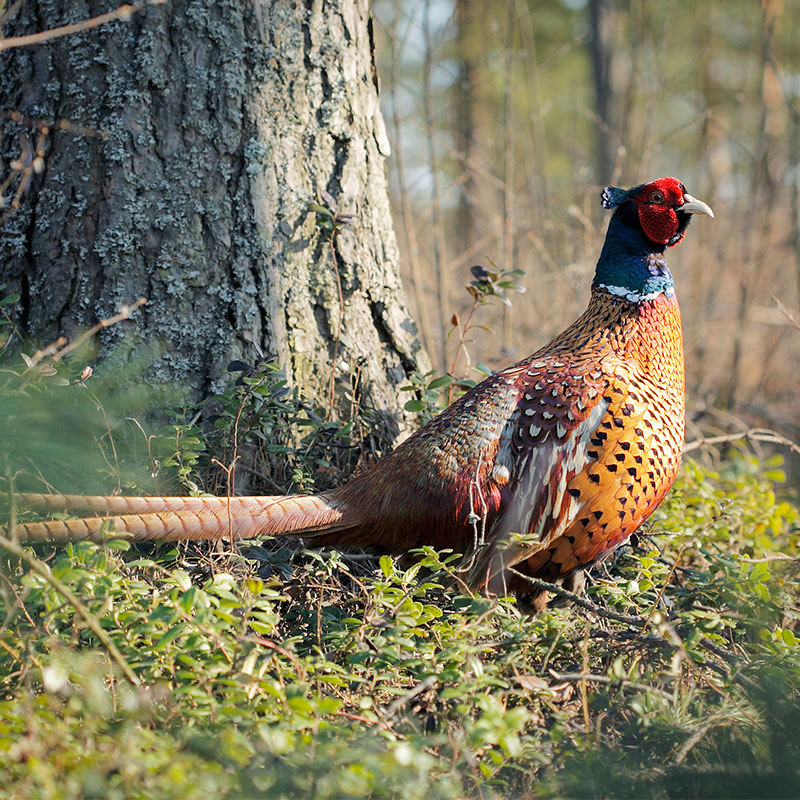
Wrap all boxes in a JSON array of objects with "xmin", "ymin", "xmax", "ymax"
[{"xmin": 374, "ymin": 0, "xmax": 800, "ymax": 474}]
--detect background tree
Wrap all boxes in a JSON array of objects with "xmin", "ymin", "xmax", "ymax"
[{"xmin": 0, "ymin": 0, "xmax": 428, "ymax": 444}]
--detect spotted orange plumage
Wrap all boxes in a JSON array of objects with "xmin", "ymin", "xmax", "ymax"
[
  {"xmin": 8, "ymin": 178, "xmax": 713, "ymax": 611},
  {"xmin": 487, "ymin": 290, "xmax": 686, "ymax": 600}
]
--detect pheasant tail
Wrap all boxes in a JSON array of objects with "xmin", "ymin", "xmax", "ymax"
[{"xmin": 12, "ymin": 492, "xmax": 358, "ymax": 543}]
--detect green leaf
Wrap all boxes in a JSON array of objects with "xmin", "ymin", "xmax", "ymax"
[
  {"xmin": 426, "ymin": 375, "xmax": 453, "ymax": 390},
  {"xmin": 0, "ymin": 293, "xmax": 21, "ymax": 307},
  {"xmin": 154, "ymin": 623, "xmax": 185, "ymax": 649},
  {"xmin": 379, "ymin": 555, "xmax": 395, "ymax": 579}
]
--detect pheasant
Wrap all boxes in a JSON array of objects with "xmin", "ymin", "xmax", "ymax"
[{"xmin": 8, "ymin": 177, "xmax": 713, "ymax": 609}]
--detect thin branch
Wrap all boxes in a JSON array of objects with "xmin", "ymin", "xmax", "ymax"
[
  {"xmin": 739, "ymin": 554, "xmax": 800, "ymax": 564},
  {"xmin": 0, "ymin": 3, "xmax": 156, "ymax": 51},
  {"xmin": 684, "ymin": 427, "xmax": 800, "ymax": 457},
  {"xmin": 509, "ymin": 568, "xmax": 747, "ymax": 683},
  {"xmin": 508, "ymin": 568, "xmax": 647, "ymax": 625},
  {"xmin": 246, "ymin": 636, "xmax": 306, "ymax": 681},
  {"xmin": 51, "ymin": 297, "xmax": 147, "ymax": 363},
  {"xmin": 3, "ymin": 297, "xmax": 148, "ymax": 393},
  {"xmin": 671, "ymin": 718, "xmax": 721, "ymax": 767},
  {"xmin": 773, "ymin": 296, "xmax": 800, "ymax": 332},
  {"xmin": 335, "ymin": 709, "xmax": 393, "ymax": 730},
  {"xmin": 580, "ymin": 626, "xmax": 591, "ymax": 733},
  {"xmin": 548, "ymin": 670, "xmax": 674, "ymax": 702},
  {"xmin": 381, "ymin": 675, "xmax": 438, "ymax": 719},
  {"xmin": 639, "ymin": 543, "xmax": 687, "ymax": 637},
  {"xmin": 0, "ymin": 0, "xmax": 24, "ymax": 31},
  {"xmin": 0, "ymin": 110, "xmax": 108, "ymax": 140}
]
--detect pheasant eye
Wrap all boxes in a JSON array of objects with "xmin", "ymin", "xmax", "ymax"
[{"xmin": 649, "ymin": 191, "xmax": 664, "ymax": 203}]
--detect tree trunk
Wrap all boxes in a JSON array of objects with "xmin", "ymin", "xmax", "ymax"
[
  {"xmin": 0, "ymin": 0, "xmax": 428, "ymax": 441},
  {"xmin": 454, "ymin": 0, "xmax": 485, "ymax": 255},
  {"xmin": 588, "ymin": 0, "xmax": 615, "ymax": 182}
]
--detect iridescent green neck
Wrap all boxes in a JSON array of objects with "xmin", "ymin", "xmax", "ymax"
[{"xmin": 592, "ymin": 202, "xmax": 674, "ymax": 302}]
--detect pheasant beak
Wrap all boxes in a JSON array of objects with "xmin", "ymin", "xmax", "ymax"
[{"xmin": 679, "ymin": 193, "xmax": 714, "ymax": 218}]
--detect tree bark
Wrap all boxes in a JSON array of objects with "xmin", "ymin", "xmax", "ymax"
[
  {"xmin": 588, "ymin": 0, "xmax": 615, "ymax": 182},
  {"xmin": 0, "ymin": 0, "xmax": 428, "ymax": 440}
]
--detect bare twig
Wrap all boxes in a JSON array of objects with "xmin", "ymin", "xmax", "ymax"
[
  {"xmin": 50, "ymin": 297, "xmax": 147, "ymax": 364},
  {"xmin": 0, "ymin": 0, "xmax": 25, "ymax": 30},
  {"xmin": 0, "ymin": 3, "xmax": 160, "ymax": 51},
  {"xmin": 381, "ymin": 675, "xmax": 438, "ymax": 719},
  {"xmin": 509, "ymin": 568, "xmax": 747, "ymax": 685},
  {"xmin": 684, "ymin": 427, "xmax": 800, "ymax": 457},
  {"xmin": 247, "ymin": 636, "xmax": 306, "ymax": 681},
  {"xmin": 0, "ymin": 110, "xmax": 108, "ymax": 140},
  {"xmin": 639, "ymin": 543, "xmax": 687, "ymax": 637},
  {"xmin": 448, "ymin": 302, "xmax": 480, "ymax": 387},
  {"xmin": 580, "ymin": 626, "xmax": 591, "ymax": 733},
  {"xmin": 739, "ymin": 554, "xmax": 799, "ymax": 564},
  {"xmin": 548, "ymin": 670, "xmax": 674, "ymax": 702},
  {"xmin": 773, "ymin": 297, "xmax": 800, "ymax": 332},
  {"xmin": 4, "ymin": 297, "xmax": 148, "ymax": 393},
  {"xmin": 335, "ymin": 709, "xmax": 393, "ymax": 730},
  {"xmin": 671, "ymin": 718, "xmax": 721, "ymax": 766},
  {"xmin": 209, "ymin": 458, "xmax": 239, "ymax": 545},
  {"xmin": 0, "ymin": 570, "xmax": 36, "ymax": 630},
  {"xmin": 508, "ymin": 568, "xmax": 646, "ymax": 625}
]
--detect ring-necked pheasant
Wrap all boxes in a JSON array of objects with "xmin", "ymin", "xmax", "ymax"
[{"xmin": 9, "ymin": 177, "xmax": 713, "ymax": 609}]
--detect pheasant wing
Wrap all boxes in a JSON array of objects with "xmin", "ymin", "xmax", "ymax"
[{"xmin": 469, "ymin": 356, "xmax": 673, "ymax": 593}]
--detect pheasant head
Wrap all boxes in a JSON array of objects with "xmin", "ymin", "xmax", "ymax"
[{"xmin": 594, "ymin": 177, "xmax": 714, "ymax": 302}]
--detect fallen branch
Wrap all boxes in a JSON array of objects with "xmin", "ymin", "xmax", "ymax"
[{"xmin": 684, "ymin": 427, "xmax": 800, "ymax": 457}]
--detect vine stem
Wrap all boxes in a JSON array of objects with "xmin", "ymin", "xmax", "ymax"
[{"xmin": 447, "ymin": 300, "xmax": 480, "ymax": 404}]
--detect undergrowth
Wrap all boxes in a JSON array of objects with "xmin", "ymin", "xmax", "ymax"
[
  {"xmin": 1, "ymin": 453, "xmax": 798, "ymax": 799},
  {"xmin": 0, "ymin": 292, "xmax": 799, "ymax": 799}
]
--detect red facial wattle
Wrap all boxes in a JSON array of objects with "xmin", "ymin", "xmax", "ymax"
[
  {"xmin": 633, "ymin": 177, "xmax": 687, "ymax": 247},
  {"xmin": 637, "ymin": 203, "xmax": 680, "ymax": 245}
]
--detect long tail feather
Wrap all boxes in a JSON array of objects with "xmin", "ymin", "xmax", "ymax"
[
  {"xmin": 18, "ymin": 492, "xmax": 294, "ymax": 516},
  {"xmin": 7, "ymin": 493, "xmax": 358, "ymax": 544}
]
